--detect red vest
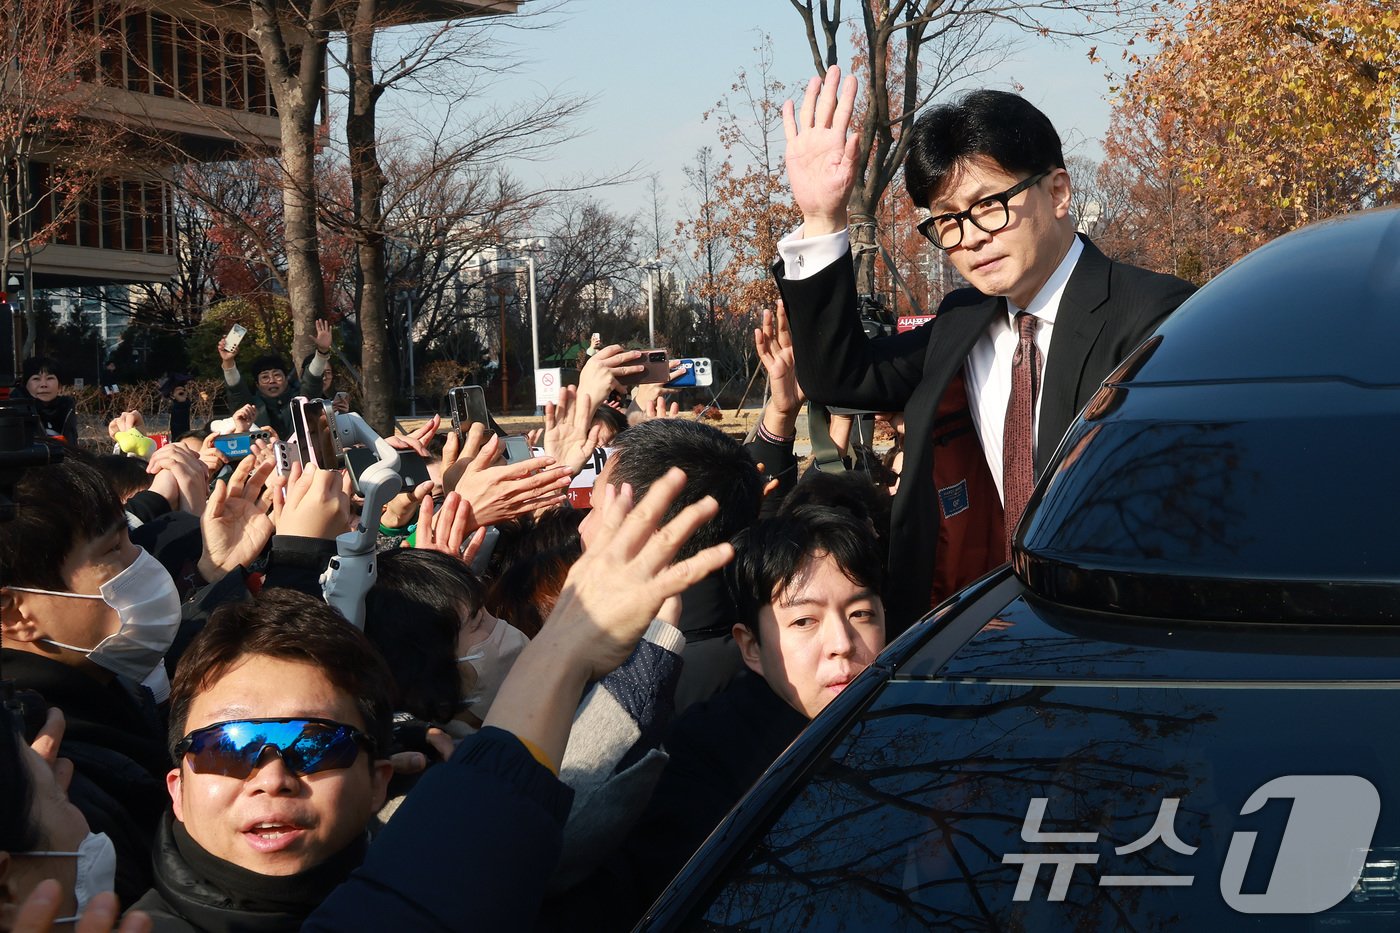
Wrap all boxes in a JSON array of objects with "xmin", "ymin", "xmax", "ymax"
[{"xmin": 929, "ymin": 370, "xmax": 1005, "ymax": 606}]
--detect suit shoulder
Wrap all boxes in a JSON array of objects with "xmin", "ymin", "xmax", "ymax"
[{"xmin": 1109, "ymin": 258, "xmax": 1197, "ymax": 305}]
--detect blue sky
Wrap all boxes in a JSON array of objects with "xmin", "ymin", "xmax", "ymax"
[{"xmin": 382, "ymin": 0, "xmax": 1130, "ymax": 223}]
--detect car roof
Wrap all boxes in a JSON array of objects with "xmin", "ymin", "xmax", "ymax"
[{"xmin": 1016, "ymin": 206, "xmax": 1400, "ymax": 623}]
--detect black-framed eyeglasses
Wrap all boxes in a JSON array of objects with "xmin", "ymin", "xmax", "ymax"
[
  {"xmin": 173, "ymin": 717, "xmax": 375, "ymax": 779},
  {"xmin": 917, "ymin": 170, "xmax": 1052, "ymax": 250}
]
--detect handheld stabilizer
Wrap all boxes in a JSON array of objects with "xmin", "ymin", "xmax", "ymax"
[{"xmin": 312, "ymin": 407, "xmax": 403, "ymax": 630}]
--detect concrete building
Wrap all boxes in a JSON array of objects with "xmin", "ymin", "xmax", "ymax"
[{"xmin": 6, "ymin": 0, "xmax": 518, "ymax": 372}]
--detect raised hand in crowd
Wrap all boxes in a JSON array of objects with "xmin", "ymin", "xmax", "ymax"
[
  {"xmin": 230, "ymin": 403, "xmax": 258, "ymax": 433},
  {"xmin": 387, "ymin": 414, "xmax": 438, "ymax": 459},
  {"xmin": 638, "ymin": 390, "xmax": 682, "ymax": 423},
  {"xmin": 217, "ymin": 333, "xmax": 239, "ymax": 368},
  {"xmin": 756, "ymin": 298, "xmax": 806, "ymax": 437},
  {"xmin": 413, "ymin": 491, "xmax": 488, "ymax": 564},
  {"xmin": 106, "ymin": 408, "xmax": 145, "ymax": 442},
  {"xmin": 195, "ymin": 432, "xmax": 229, "ymax": 479},
  {"xmin": 198, "ymin": 455, "xmax": 276, "ymax": 581},
  {"xmin": 7, "ymin": 881, "xmax": 151, "ymax": 933},
  {"xmin": 379, "ymin": 415, "xmax": 443, "ymax": 529},
  {"xmin": 578, "ymin": 344, "xmax": 646, "ymax": 405},
  {"xmin": 272, "ymin": 462, "xmax": 354, "ymax": 539},
  {"xmin": 145, "ymin": 442, "xmax": 210, "ymax": 514},
  {"xmin": 783, "ymin": 65, "xmax": 862, "ymax": 236},
  {"xmin": 380, "ymin": 481, "xmax": 433, "ymax": 531},
  {"xmin": 441, "ymin": 422, "xmax": 492, "ymax": 491},
  {"xmin": 543, "ymin": 386, "xmax": 602, "ymax": 476},
  {"xmin": 626, "ymin": 381, "xmax": 678, "ymax": 425},
  {"xmin": 451, "ymin": 444, "xmax": 573, "ymax": 530},
  {"xmin": 484, "ymin": 468, "xmax": 733, "ymax": 766},
  {"xmin": 313, "ymin": 318, "xmax": 334, "ymax": 356}
]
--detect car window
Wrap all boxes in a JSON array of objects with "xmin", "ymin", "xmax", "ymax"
[{"xmin": 680, "ymin": 679, "xmax": 1400, "ymax": 931}]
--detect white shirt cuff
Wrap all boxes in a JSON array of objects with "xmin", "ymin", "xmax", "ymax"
[{"xmin": 777, "ymin": 225, "xmax": 850, "ymax": 281}]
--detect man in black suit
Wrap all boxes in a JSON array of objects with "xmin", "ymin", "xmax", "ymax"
[{"xmin": 777, "ymin": 67, "xmax": 1196, "ymax": 632}]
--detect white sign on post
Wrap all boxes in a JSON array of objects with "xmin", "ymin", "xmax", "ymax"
[{"xmin": 535, "ymin": 367, "xmax": 562, "ymax": 407}]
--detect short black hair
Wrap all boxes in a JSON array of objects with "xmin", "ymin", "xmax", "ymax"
[
  {"xmin": 903, "ymin": 89, "xmax": 1065, "ymax": 208},
  {"xmin": 727, "ymin": 506, "xmax": 885, "ymax": 643},
  {"xmin": 168, "ymin": 589, "xmax": 395, "ymax": 760},
  {"xmin": 782, "ymin": 469, "xmax": 890, "ymax": 565},
  {"xmin": 608, "ymin": 419, "xmax": 763, "ymax": 560},
  {"xmin": 21, "ymin": 356, "xmax": 61, "ymax": 383},
  {"xmin": 249, "ymin": 354, "xmax": 288, "ymax": 380},
  {"xmin": 0, "ymin": 458, "xmax": 126, "ymax": 591},
  {"xmin": 364, "ymin": 549, "xmax": 484, "ymax": 722},
  {"xmin": 95, "ymin": 453, "xmax": 154, "ymax": 502},
  {"xmin": 591, "ymin": 404, "xmax": 628, "ymax": 436}
]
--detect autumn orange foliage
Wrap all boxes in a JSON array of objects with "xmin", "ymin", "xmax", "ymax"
[{"xmin": 1106, "ymin": 0, "xmax": 1399, "ymax": 279}]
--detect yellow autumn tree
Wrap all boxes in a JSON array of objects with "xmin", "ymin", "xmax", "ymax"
[{"xmin": 1116, "ymin": 0, "xmax": 1399, "ymax": 258}]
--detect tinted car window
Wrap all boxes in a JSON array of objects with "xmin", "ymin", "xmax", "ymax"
[{"xmin": 682, "ymin": 679, "xmax": 1400, "ymax": 931}]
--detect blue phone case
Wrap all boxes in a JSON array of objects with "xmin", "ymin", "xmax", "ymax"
[
  {"xmin": 666, "ymin": 359, "xmax": 699, "ymax": 388},
  {"xmin": 213, "ymin": 434, "xmax": 253, "ymax": 459}
]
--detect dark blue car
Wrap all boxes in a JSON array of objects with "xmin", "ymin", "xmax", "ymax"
[{"xmin": 639, "ymin": 206, "xmax": 1400, "ymax": 932}]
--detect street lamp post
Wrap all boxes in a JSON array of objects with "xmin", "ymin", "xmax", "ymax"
[
  {"xmin": 405, "ymin": 289, "xmax": 417, "ymax": 417},
  {"xmin": 642, "ymin": 262, "xmax": 661, "ymax": 346},
  {"xmin": 493, "ymin": 244, "xmax": 543, "ymax": 414}
]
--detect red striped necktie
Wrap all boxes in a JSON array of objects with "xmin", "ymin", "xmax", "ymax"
[{"xmin": 1002, "ymin": 311, "xmax": 1042, "ymax": 559}]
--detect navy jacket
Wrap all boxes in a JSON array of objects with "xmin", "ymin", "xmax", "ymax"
[{"xmin": 306, "ymin": 727, "xmax": 573, "ymax": 933}]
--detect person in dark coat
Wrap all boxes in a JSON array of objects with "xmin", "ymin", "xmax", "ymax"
[
  {"xmin": 217, "ymin": 343, "xmax": 294, "ymax": 441},
  {"xmin": 580, "ymin": 419, "xmax": 765, "ymax": 714},
  {"xmin": 130, "ymin": 591, "xmax": 395, "ymax": 932},
  {"xmin": 545, "ymin": 506, "xmax": 888, "ymax": 930},
  {"xmin": 777, "ymin": 73, "xmax": 1196, "ymax": 633},
  {"xmin": 159, "ymin": 374, "xmax": 195, "ymax": 439},
  {"xmin": 1, "ymin": 460, "xmax": 184, "ymax": 905},
  {"xmin": 12, "ymin": 356, "xmax": 78, "ymax": 442}
]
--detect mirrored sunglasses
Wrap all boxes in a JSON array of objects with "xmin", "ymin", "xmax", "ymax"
[{"xmin": 173, "ymin": 717, "xmax": 375, "ymax": 779}]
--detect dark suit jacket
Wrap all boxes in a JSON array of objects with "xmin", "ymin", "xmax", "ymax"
[{"xmin": 776, "ymin": 235, "xmax": 1196, "ymax": 631}]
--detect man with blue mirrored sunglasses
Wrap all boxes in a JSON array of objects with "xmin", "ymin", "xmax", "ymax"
[{"xmin": 130, "ymin": 590, "xmax": 395, "ymax": 929}]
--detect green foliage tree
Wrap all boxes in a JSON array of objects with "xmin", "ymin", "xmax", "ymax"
[{"xmin": 187, "ymin": 297, "xmax": 296, "ymax": 379}]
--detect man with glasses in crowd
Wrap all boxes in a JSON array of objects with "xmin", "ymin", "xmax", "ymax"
[
  {"xmin": 132, "ymin": 590, "xmax": 395, "ymax": 930},
  {"xmin": 777, "ymin": 69, "xmax": 1196, "ymax": 633}
]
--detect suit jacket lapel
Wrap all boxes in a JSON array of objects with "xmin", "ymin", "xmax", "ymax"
[{"xmin": 1038, "ymin": 236, "xmax": 1111, "ymax": 472}]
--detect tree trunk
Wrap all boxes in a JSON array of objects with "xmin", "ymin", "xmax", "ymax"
[
  {"xmin": 248, "ymin": 0, "xmax": 332, "ymax": 373},
  {"xmin": 278, "ymin": 103, "xmax": 327, "ymax": 374},
  {"xmin": 345, "ymin": 0, "xmax": 392, "ymax": 433}
]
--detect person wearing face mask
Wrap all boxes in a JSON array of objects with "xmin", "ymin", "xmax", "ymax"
[
  {"xmin": 453, "ymin": 608, "xmax": 530, "ymax": 731},
  {"xmin": 0, "ymin": 708, "xmax": 137, "ymax": 928},
  {"xmin": 0, "ymin": 460, "xmax": 185, "ymax": 906}
]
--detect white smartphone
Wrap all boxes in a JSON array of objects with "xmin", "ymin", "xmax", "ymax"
[{"xmin": 223, "ymin": 323, "xmax": 248, "ymax": 354}]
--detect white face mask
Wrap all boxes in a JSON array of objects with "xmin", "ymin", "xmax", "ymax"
[
  {"xmin": 456, "ymin": 615, "xmax": 529, "ymax": 721},
  {"xmin": 14, "ymin": 547, "xmax": 182, "ymax": 683},
  {"xmin": 19, "ymin": 830, "xmax": 118, "ymax": 922}
]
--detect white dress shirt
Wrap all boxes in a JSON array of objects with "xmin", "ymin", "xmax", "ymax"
[
  {"xmin": 778, "ymin": 227, "xmax": 1085, "ymax": 504},
  {"xmin": 964, "ymin": 235, "xmax": 1082, "ymax": 502}
]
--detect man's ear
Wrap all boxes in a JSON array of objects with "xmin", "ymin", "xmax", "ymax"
[
  {"xmin": 369, "ymin": 760, "xmax": 393, "ymax": 813},
  {"xmin": 0, "ymin": 589, "xmax": 41, "ymax": 643},
  {"xmin": 167, "ymin": 768, "xmax": 185, "ymax": 821},
  {"xmin": 732, "ymin": 622, "xmax": 764, "ymax": 677},
  {"xmin": 1051, "ymin": 167, "xmax": 1073, "ymax": 219}
]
